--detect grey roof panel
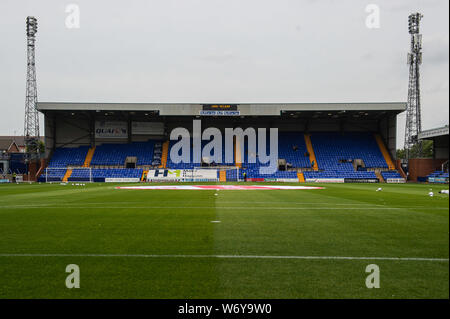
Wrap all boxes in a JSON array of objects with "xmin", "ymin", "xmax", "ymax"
[
  {"xmin": 418, "ymin": 126, "xmax": 449, "ymax": 139},
  {"xmin": 37, "ymin": 102, "xmax": 406, "ymax": 116}
]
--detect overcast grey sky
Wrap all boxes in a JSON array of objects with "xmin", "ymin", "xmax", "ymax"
[{"xmin": 0, "ymin": 0, "xmax": 448, "ymax": 148}]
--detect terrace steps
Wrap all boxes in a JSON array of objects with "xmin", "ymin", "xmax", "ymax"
[
  {"xmin": 234, "ymin": 137, "xmax": 242, "ymax": 168},
  {"xmin": 219, "ymin": 170, "xmax": 227, "ymax": 182},
  {"xmin": 159, "ymin": 141, "xmax": 169, "ymax": 168},
  {"xmin": 297, "ymin": 171, "xmax": 305, "ymax": 182},
  {"xmin": 62, "ymin": 169, "xmax": 72, "ymax": 182},
  {"xmin": 83, "ymin": 147, "xmax": 96, "ymax": 167},
  {"xmin": 374, "ymin": 134, "xmax": 395, "ymax": 170},
  {"xmin": 396, "ymin": 162, "xmax": 408, "ymax": 179},
  {"xmin": 375, "ymin": 171, "xmax": 385, "ymax": 183},
  {"xmin": 304, "ymin": 134, "xmax": 319, "ymax": 171}
]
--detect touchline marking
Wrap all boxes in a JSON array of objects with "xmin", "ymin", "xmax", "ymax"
[
  {"xmin": 0, "ymin": 253, "xmax": 447, "ymax": 262},
  {"xmin": 0, "ymin": 200, "xmax": 390, "ymax": 208},
  {"xmin": 2, "ymin": 206, "xmax": 446, "ymax": 210},
  {"xmin": 0, "ymin": 202, "xmax": 389, "ymax": 207}
]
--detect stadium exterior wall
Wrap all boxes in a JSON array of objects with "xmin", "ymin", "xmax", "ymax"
[{"xmin": 408, "ymin": 158, "xmax": 448, "ymax": 182}]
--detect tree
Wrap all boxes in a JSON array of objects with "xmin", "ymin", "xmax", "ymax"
[
  {"xmin": 38, "ymin": 140, "xmax": 45, "ymax": 154},
  {"xmin": 25, "ymin": 139, "xmax": 45, "ymax": 155},
  {"xmin": 396, "ymin": 140, "xmax": 433, "ymax": 159},
  {"xmin": 396, "ymin": 148, "xmax": 406, "ymax": 159}
]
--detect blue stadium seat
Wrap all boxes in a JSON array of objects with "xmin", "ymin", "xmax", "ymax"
[
  {"xmin": 69, "ymin": 168, "xmax": 143, "ymax": 181},
  {"xmin": 310, "ymin": 132, "xmax": 388, "ymax": 171},
  {"xmin": 278, "ymin": 132, "xmax": 311, "ymax": 168},
  {"xmin": 381, "ymin": 171, "xmax": 402, "ymax": 179},
  {"xmin": 44, "ymin": 133, "xmax": 398, "ymax": 182},
  {"xmin": 91, "ymin": 141, "xmax": 155, "ymax": 166},
  {"xmin": 47, "ymin": 146, "xmax": 89, "ymax": 168}
]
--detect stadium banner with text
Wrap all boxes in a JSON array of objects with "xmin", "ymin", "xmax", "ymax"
[
  {"xmin": 262, "ymin": 178, "xmax": 300, "ymax": 183},
  {"xmin": 146, "ymin": 169, "xmax": 218, "ymax": 182},
  {"xmin": 132, "ymin": 121, "xmax": 164, "ymax": 135},
  {"xmin": 275, "ymin": 178, "xmax": 299, "ymax": 183},
  {"xmin": 147, "ymin": 169, "xmax": 183, "ymax": 182},
  {"xmin": 386, "ymin": 178, "xmax": 406, "ymax": 183},
  {"xmin": 105, "ymin": 178, "xmax": 140, "ymax": 183},
  {"xmin": 0, "ymin": 179, "xmax": 9, "ymax": 183},
  {"xmin": 428, "ymin": 177, "xmax": 449, "ymax": 184},
  {"xmin": 247, "ymin": 178, "xmax": 265, "ymax": 182},
  {"xmin": 95, "ymin": 121, "xmax": 128, "ymax": 139},
  {"xmin": 201, "ymin": 104, "xmax": 239, "ymax": 116},
  {"xmin": 344, "ymin": 178, "xmax": 379, "ymax": 183},
  {"xmin": 183, "ymin": 169, "xmax": 218, "ymax": 182},
  {"xmin": 305, "ymin": 178, "xmax": 345, "ymax": 183},
  {"xmin": 203, "ymin": 104, "xmax": 238, "ymax": 111},
  {"xmin": 199, "ymin": 110, "xmax": 240, "ymax": 116}
]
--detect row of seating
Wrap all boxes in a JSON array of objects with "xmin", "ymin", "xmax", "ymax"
[
  {"xmin": 70, "ymin": 168, "xmax": 143, "ymax": 179},
  {"xmin": 240, "ymin": 169, "xmax": 298, "ymax": 180},
  {"xmin": 167, "ymin": 138, "xmax": 230, "ymax": 169},
  {"xmin": 427, "ymin": 171, "xmax": 449, "ymax": 180},
  {"xmin": 91, "ymin": 141, "xmax": 155, "ymax": 166},
  {"xmin": 303, "ymin": 170, "xmax": 377, "ymax": 179},
  {"xmin": 311, "ymin": 132, "xmax": 388, "ymax": 170},
  {"xmin": 38, "ymin": 168, "xmax": 144, "ymax": 182},
  {"xmin": 47, "ymin": 146, "xmax": 89, "ymax": 167},
  {"xmin": 381, "ymin": 171, "xmax": 403, "ymax": 179},
  {"xmin": 48, "ymin": 141, "xmax": 160, "ymax": 168},
  {"xmin": 239, "ymin": 132, "xmax": 390, "ymax": 179},
  {"xmin": 427, "ymin": 170, "xmax": 449, "ymax": 177},
  {"xmin": 44, "ymin": 132, "xmax": 399, "ymax": 181},
  {"xmin": 278, "ymin": 132, "xmax": 311, "ymax": 168}
]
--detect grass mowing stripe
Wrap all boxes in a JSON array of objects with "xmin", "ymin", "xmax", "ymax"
[
  {"xmin": 0, "ymin": 182, "xmax": 447, "ymax": 298},
  {"xmin": 0, "ymin": 253, "xmax": 447, "ymax": 262}
]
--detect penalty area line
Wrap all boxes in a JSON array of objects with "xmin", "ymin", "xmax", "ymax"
[{"xmin": 0, "ymin": 253, "xmax": 447, "ymax": 262}]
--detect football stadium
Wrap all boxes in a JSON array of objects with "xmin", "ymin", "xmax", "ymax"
[
  {"xmin": 0, "ymin": 101, "xmax": 448, "ymax": 299},
  {"xmin": 0, "ymin": 2, "xmax": 449, "ymax": 302}
]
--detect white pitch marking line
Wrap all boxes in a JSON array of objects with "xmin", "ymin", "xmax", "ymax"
[
  {"xmin": 0, "ymin": 202, "xmax": 389, "ymax": 206},
  {"xmin": 1, "ymin": 206, "xmax": 448, "ymax": 211},
  {"xmin": 0, "ymin": 253, "xmax": 447, "ymax": 262},
  {"xmin": 2, "ymin": 206, "xmax": 447, "ymax": 210}
]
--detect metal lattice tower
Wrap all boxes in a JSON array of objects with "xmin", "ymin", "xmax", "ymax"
[
  {"xmin": 404, "ymin": 12, "xmax": 423, "ymax": 160},
  {"xmin": 24, "ymin": 16, "xmax": 39, "ymax": 156}
]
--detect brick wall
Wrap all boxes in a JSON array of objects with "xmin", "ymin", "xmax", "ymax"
[{"xmin": 408, "ymin": 158, "xmax": 447, "ymax": 182}]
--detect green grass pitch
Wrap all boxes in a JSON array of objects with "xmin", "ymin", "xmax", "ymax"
[{"xmin": 0, "ymin": 182, "xmax": 448, "ymax": 299}]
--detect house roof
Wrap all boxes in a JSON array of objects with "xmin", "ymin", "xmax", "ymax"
[
  {"xmin": 0, "ymin": 136, "xmax": 44, "ymax": 147},
  {"xmin": 0, "ymin": 138, "xmax": 18, "ymax": 151}
]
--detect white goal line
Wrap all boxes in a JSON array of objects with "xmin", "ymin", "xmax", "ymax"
[{"xmin": 0, "ymin": 253, "xmax": 447, "ymax": 262}]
